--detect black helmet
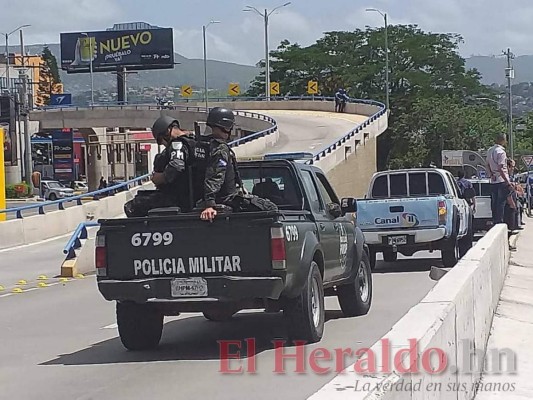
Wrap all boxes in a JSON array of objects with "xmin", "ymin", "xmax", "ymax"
[
  {"xmin": 206, "ymin": 107, "xmax": 235, "ymax": 131},
  {"xmin": 152, "ymin": 116, "xmax": 180, "ymax": 141}
]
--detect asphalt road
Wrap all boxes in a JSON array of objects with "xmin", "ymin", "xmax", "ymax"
[
  {"xmin": 251, "ymin": 110, "xmax": 368, "ymax": 154},
  {"xmin": 0, "ymin": 253, "xmax": 439, "ymax": 400},
  {"xmin": 0, "ymin": 109, "xmax": 430, "ymax": 399}
]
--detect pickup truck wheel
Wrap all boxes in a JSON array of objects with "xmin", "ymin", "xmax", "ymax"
[
  {"xmin": 49, "ymin": 193, "xmax": 57, "ymax": 201},
  {"xmin": 203, "ymin": 308, "xmax": 237, "ymax": 322},
  {"xmin": 116, "ymin": 302, "xmax": 163, "ymax": 351},
  {"xmin": 441, "ymin": 239, "xmax": 460, "ymax": 268},
  {"xmin": 382, "ymin": 250, "xmax": 397, "ymax": 262},
  {"xmin": 337, "ymin": 251, "xmax": 373, "ymax": 317},
  {"xmin": 284, "ymin": 262, "xmax": 325, "ymax": 343}
]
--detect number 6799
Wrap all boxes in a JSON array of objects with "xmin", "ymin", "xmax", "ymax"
[{"xmin": 131, "ymin": 232, "xmax": 173, "ymax": 247}]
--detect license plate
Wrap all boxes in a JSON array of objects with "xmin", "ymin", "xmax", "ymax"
[
  {"xmin": 388, "ymin": 235, "xmax": 407, "ymax": 245},
  {"xmin": 171, "ymin": 277, "xmax": 208, "ymax": 297}
]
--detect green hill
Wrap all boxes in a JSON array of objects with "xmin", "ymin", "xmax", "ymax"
[{"xmin": 22, "ymin": 43, "xmax": 259, "ymax": 94}]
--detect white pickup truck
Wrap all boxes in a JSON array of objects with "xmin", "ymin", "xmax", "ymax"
[{"xmin": 356, "ymin": 168, "xmax": 474, "ymax": 268}]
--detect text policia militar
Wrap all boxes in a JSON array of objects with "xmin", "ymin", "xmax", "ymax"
[
  {"xmin": 217, "ymin": 338, "xmax": 517, "ymax": 376},
  {"xmin": 134, "ymin": 256, "xmax": 242, "ymax": 276}
]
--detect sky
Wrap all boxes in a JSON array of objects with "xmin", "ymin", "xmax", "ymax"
[{"xmin": 2, "ymin": 0, "xmax": 533, "ymax": 66}]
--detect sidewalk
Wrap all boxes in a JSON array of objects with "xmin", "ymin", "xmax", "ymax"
[{"xmin": 475, "ymin": 222, "xmax": 533, "ymax": 399}]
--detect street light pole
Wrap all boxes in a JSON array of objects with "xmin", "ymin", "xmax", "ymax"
[
  {"xmin": 81, "ymin": 33, "xmax": 94, "ymax": 106},
  {"xmin": 503, "ymin": 48, "xmax": 515, "ymax": 159},
  {"xmin": 2, "ymin": 25, "xmax": 30, "ymax": 92},
  {"xmin": 366, "ymin": 8, "xmax": 389, "ymax": 111},
  {"xmin": 203, "ymin": 20, "xmax": 220, "ymax": 111},
  {"xmin": 244, "ymin": 2, "xmax": 291, "ymax": 101}
]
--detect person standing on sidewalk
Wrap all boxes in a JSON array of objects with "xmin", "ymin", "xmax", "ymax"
[{"xmin": 486, "ymin": 133, "xmax": 513, "ymax": 226}]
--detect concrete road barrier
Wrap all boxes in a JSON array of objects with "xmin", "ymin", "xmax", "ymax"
[
  {"xmin": 308, "ymin": 224, "xmax": 510, "ymax": 400},
  {"xmin": 0, "ymin": 187, "xmax": 140, "ymax": 250}
]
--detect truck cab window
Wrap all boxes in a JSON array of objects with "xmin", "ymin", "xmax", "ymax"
[
  {"xmin": 408, "ymin": 173, "xmax": 427, "ymax": 196},
  {"xmin": 301, "ymin": 170, "xmax": 322, "ymax": 213},
  {"xmin": 428, "ymin": 173, "xmax": 446, "ymax": 195},
  {"xmin": 315, "ymin": 173, "xmax": 339, "ymax": 205},
  {"xmin": 372, "ymin": 175, "xmax": 388, "ymax": 198},
  {"xmin": 390, "ymin": 174, "xmax": 407, "ymax": 197}
]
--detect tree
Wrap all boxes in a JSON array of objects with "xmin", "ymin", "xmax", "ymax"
[
  {"xmin": 247, "ymin": 25, "xmax": 498, "ymax": 168},
  {"xmin": 37, "ymin": 46, "xmax": 62, "ymax": 106}
]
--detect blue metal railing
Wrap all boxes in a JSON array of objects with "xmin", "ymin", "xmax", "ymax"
[
  {"xmin": 0, "ymin": 174, "xmax": 150, "ymax": 219},
  {"xmin": 307, "ymin": 98, "xmax": 387, "ymax": 164},
  {"xmin": 9, "ymin": 96, "xmax": 384, "ymax": 218},
  {"xmin": 63, "ymin": 221, "xmax": 100, "ymax": 260}
]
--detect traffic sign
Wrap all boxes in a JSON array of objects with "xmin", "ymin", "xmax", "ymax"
[
  {"xmin": 229, "ymin": 83, "xmax": 240, "ymax": 96},
  {"xmin": 522, "ymin": 155, "xmax": 533, "ymax": 167},
  {"xmin": 181, "ymin": 85, "xmax": 192, "ymax": 97},
  {"xmin": 307, "ymin": 81, "xmax": 318, "ymax": 95},
  {"xmin": 270, "ymin": 82, "xmax": 280, "ymax": 95},
  {"xmin": 50, "ymin": 93, "xmax": 72, "ymax": 107}
]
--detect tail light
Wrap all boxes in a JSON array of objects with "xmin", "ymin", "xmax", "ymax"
[
  {"xmin": 271, "ymin": 226, "xmax": 286, "ymax": 270},
  {"xmin": 95, "ymin": 234, "xmax": 107, "ymax": 277},
  {"xmin": 438, "ymin": 200, "xmax": 447, "ymax": 225}
]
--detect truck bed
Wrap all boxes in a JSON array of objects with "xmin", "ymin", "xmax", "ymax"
[{"xmin": 99, "ymin": 210, "xmax": 300, "ymax": 280}]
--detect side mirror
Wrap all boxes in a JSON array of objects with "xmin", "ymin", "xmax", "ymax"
[
  {"xmin": 341, "ymin": 197, "xmax": 357, "ymax": 215},
  {"xmin": 327, "ymin": 203, "xmax": 342, "ymax": 219}
]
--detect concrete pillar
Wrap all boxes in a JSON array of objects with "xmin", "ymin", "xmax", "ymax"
[
  {"xmin": 80, "ymin": 128, "xmax": 109, "ymax": 191},
  {"xmin": 4, "ymin": 165, "xmax": 22, "ymax": 185}
]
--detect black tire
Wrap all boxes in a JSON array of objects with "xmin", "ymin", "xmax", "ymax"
[
  {"xmin": 116, "ymin": 302, "xmax": 163, "ymax": 351},
  {"xmin": 369, "ymin": 248, "xmax": 377, "ymax": 270},
  {"xmin": 49, "ymin": 193, "xmax": 57, "ymax": 201},
  {"xmin": 337, "ymin": 251, "xmax": 373, "ymax": 317},
  {"xmin": 283, "ymin": 261, "xmax": 325, "ymax": 343},
  {"xmin": 458, "ymin": 215, "xmax": 474, "ymax": 258},
  {"xmin": 203, "ymin": 308, "xmax": 237, "ymax": 322},
  {"xmin": 441, "ymin": 238, "xmax": 460, "ymax": 267},
  {"xmin": 382, "ymin": 250, "xmax": 398, "ymax": 262}
]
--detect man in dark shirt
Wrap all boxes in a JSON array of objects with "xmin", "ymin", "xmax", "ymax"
[{"xmin": 199, "ymin": 108, "xmax": 240, "ymax": 221}]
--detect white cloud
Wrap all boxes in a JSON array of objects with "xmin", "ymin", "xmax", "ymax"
[{"xmin": 1, "ymin": 0, "xmax": 121, "ymax": 47}]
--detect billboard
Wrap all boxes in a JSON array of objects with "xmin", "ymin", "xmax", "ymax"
[
  {"xmin": 441, "ymin": 150, "xmax": 463, "ymax": 167},
  {"xmin": 52, "ymin": 129, "xmax": 74, "ymax": 181},
  {"xmin": 60, "ymin": 28, "xmax": 174, "ymax": 73}
]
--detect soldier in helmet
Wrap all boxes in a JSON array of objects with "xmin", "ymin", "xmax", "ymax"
[
  {"xmin": 200, "ymin": 107, "xmax": 239, "ymax": 221},
  {"xmin": 124, "ymin": 116, "xmax": 200, "ymax": 217},
  {"xmin": 150, "ymin": 115, "xmax": 202, "ymax": 212},
  {"xmin": 199, "ymin": 107, "xmax": 277, "ymax": 221}
]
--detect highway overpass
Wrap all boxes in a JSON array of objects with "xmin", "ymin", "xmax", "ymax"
[{"xmin": 0, "ymin": 98, "xmax": 432, "ymax": 400}]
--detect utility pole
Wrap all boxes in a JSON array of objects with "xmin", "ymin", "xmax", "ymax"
[
  {"xmin": 503, "ymin": 48, "xmax": 515, "ymax": 159},
  {"xmin": 244, "ymin": 3, "xmax": 291, "ymax": 101},
  {"xmin": 20, "ymin": 69, "xmax": 32, "ymax": 190}
]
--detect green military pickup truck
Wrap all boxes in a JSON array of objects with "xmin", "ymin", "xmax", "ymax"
[{"xmin": 95, "ymin": 153, "xmax": 372, "ymax": 350}]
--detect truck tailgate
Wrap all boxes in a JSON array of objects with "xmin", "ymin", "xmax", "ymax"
[
  {"xmin": 101, "ymin": 216, "xmax": 274, "ymax": 280},
  {"xmin": 357, "ymin": 197, "xmax": 441, "ymax": 231}
]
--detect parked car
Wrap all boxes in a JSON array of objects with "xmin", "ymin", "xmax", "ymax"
[{"xmin": 40, "ymin": 180, "xmax": 75, "ymax": 201}]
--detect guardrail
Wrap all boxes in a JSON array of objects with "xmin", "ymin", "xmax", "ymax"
[
  {"xmin": 0, "ymin": 174, "xmax": 150, "ymax": 219},
  {"xmin": 308, "ymin": 98, "xmax": 387, "ymax": 164},
  {"xmin": 230, "ymin": 111, "xmax": 278, "ymax": 148},
  {"xmin": 63, "ymin": 221, "xmax": 100, "ymax": 260},
  {"xmin": 2, "ymin": 108, "xmax": 277, "ymax": 219},
  {"xmin": 9, "ymin": 96, "xmax": 384, "ymax": 218}
]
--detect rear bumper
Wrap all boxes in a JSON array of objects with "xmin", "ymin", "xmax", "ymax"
[
  {"xmin": 362, "ymin": 228, "xmax": 446, "ymax": 245},
  {"xmin": 97, "ymin": 276, "xmax": 285, "ymax": 304}
]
